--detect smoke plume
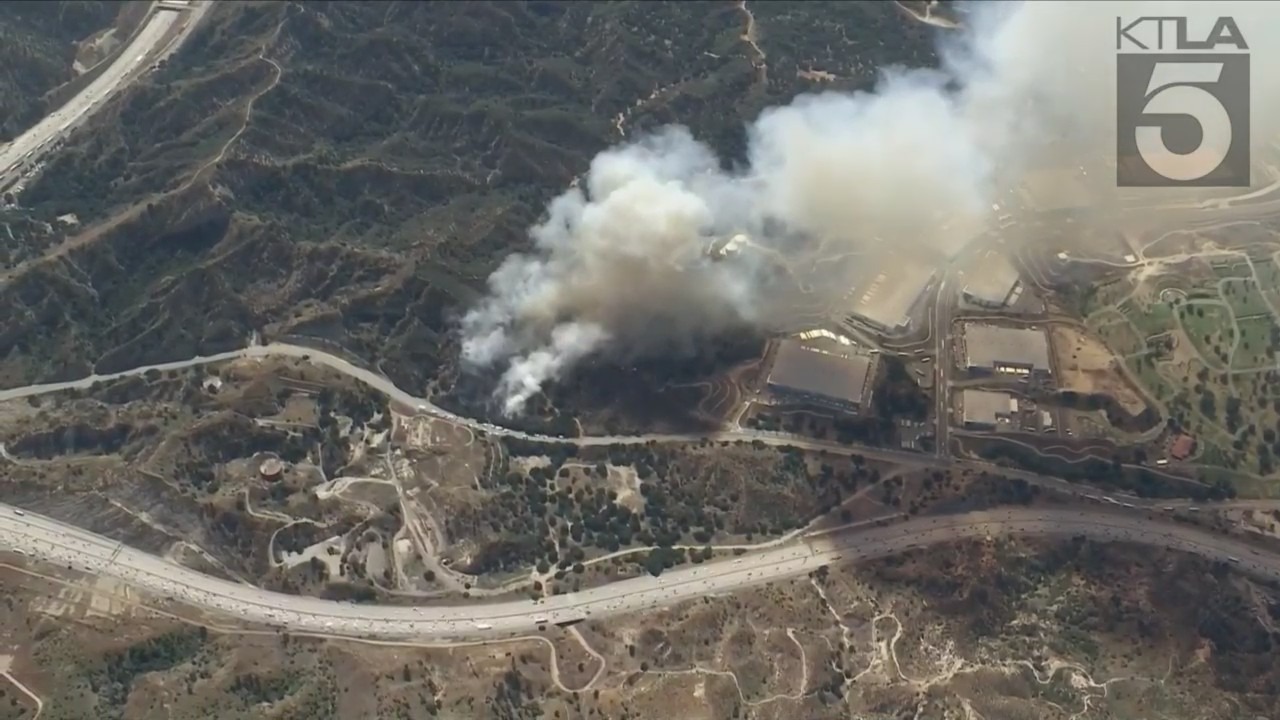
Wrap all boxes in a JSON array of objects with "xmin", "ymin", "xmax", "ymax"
[{"xmin": 461, "ymin": 1, "xmax": 1280, "ymax": 415}]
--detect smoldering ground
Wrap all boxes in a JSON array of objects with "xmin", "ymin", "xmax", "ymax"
[{"xmin": 460, "ymin": 1, "xmax": 1280, "ymax": 416}]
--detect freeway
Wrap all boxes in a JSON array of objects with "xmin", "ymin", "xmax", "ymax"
[
  {"xmin": 1, "ymin": 503, "xmax": 1274, "ymax": 640},
  {"xmin": 0, "ymin": 3, "xmax": 188, "ymax": 190}
]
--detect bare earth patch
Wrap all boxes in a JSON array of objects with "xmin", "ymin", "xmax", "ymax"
[{"xmin": 1051, "ymin": 324, "xmax": 1149, "ymax": 415}]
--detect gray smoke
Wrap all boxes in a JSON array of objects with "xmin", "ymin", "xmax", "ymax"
[{"xmin": 461, "ymin": 0, "xmax": 1280, "ymax": 415}]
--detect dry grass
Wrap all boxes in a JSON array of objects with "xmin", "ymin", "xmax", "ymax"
[{"xmin": 1051, "ymin": 324, "xmax": 1149, "ymax": 415}]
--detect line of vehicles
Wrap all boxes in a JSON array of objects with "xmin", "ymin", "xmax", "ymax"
[{"xmin": 1079, "ymin": 494, "xmax": 1200, "ymax": 513}]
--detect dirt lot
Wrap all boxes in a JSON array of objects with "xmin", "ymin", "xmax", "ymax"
[
  {"xmin": 397, "ymin": 415, "xmax": 492, "ymax": 493},
  {"xmin": 1050, "ymin": 324, "xmax": 1149, "ymax": 416}
]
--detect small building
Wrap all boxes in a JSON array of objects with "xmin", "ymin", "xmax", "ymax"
[
  {"xmin": 961, "ymin": 323, "xmax": 1053, "ymax": 380},
  {"xmin": 1169, "ymin": 434, "xmax": 1196, "ymax": 461},
  {"xmin": 766, "ymin": 339, "xmax": 878, "ymax": 413},
  {"xmin": 960, "ymin": 389, "xmax": 1018, "ymax": 429}
]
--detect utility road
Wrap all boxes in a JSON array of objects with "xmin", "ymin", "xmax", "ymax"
[
  {"xmin": 1, "ymin": 340, "xmax": 1271, "ymax": 516},
  {"xmin": 0, "ymin": 3, "xmax": 194, "ymax": 189},
  {"xmin": 0, "ymin": 504, "xmax": 1273, "ymax": 640}
]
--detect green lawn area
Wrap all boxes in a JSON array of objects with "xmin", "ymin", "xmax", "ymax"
[
  {"xmin": 1090, "ymin": 273, "xmax": 1280, "ymax": 487},
  {"xmin": 1178, "ymin": 302, "xmax": 1233, "ymax": 370},
  {"xmin": 1120, "ymin": 297, "xmax": 1177, "ymax": 341},
  {"xmin": 1130, "ymin": 354, "xmax": 1178, "ymax": 404},
  {"xmin": 1256, "ymin": 258, "xmax": 1280, "ymax": 286},
  {"xmin": 1211, "ymin": 261, "xmax": 1253, "ymax": 280},
  {"xmin": 1200, "ymin": 466, "xmax": 1280, "ymax": 499},
  {"xmin": 1221, "ymin": 277, "xmax": 1274, "ymax": 319},
  {"xmin": 1231, "ymin": 316, "xmax": 1279, "ymax": 371}
]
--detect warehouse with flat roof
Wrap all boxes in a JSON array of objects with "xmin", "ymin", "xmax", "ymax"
[
  {"xmin": 766, "ymin": 339, "xmax": 878, "ymax": 413},
  {"xmin": 839, "ymin": 260, "xmax": 936, "ymax": 335},
  {"xmin": 960, "ymin": 389, "xmax": 1018, "ymax": 429},
  {"xmin": 961, "ymin": 250, "xmax": 1022, "ymax": 309},
  {"xmin": 961, "ymin": 323, "xmax": 1052, "ymax": 379}
]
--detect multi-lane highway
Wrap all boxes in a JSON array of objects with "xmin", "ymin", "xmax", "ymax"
[
  {"xmin": 1, "ymin": 503, "xmax": 1274, "ymax": 640},
  {"xmin": 5, "ymin": 339, "xmax": 1275, "ymax": 638},
  {"xmin": 1, "ymin": 0, "xmax": 1278, "ymax": 642},
  {"xmin": 0, "ymin": 2, "xmax": 204, "ymax": 190}
]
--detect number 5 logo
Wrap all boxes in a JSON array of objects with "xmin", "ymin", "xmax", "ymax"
[{"xmin": 1134, "ymin": 61, "xmax": 1233, "ymax": 182}]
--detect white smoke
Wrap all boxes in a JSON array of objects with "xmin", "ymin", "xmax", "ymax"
[{"xmin": 461, "ymin": 0, "xmax": 1280, "ymax": 415}]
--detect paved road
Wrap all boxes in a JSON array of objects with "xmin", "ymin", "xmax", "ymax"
[
  {"xmin": 7, "ymin": 340, "xmax": 1280, "ymax": 515},
  {"xmin": 0, "ymin": 3, "xmax": 189, "ymax": 190},
  {"xmin": 0, "ymin": 5, "xmax": 1276, "ymax": 642},
  {"xmin": 0, "ymin": 503, "xmax": 1273, "ymax": 640}
]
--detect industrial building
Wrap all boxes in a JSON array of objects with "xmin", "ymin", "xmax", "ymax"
[
  {"xmin": 839, "ymin": 260, "xmax": 936, "ymax": 335},
  {"xmin": 766, "ymin": 339, "xmax": 878, "ymax": 413},
  {"xmin": 961, "ymin": 250, "xmax": 1022, "ymax": 309},
  {"xmin": 960, "ymin": 389, "xmax": 1018, "ymax": 429},
  {"xmin": 961, "ymin": 323, "xmax": 1053, "ymax": 379}
]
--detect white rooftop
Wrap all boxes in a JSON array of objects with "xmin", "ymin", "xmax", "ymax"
[
  {"xmin": 962, "ymin": 250, "xmax": 1020, "ymax": 306},
  {"xmin": 850, "ymin": 259, "xmax": 936, "ymax": 331},
  {"xmin": 962, "ymin": 389, "xmax": 1017, "ymax": 426},
  {"xmin": 963, "ymin": 323, "xmax": 1052, "ymax": 371}
]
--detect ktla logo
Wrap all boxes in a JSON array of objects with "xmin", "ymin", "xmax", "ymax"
[{"xmin": 1115, "ymin": 16, "xmax": 1250, "ymax": 187}]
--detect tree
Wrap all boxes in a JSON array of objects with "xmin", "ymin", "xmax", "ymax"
[
  {"xmin": 1200, "ymin": 390, "xmax": 1217, "ymax": 419},
  {"xmin": 644, "ymin": 552, "xmax": 665, "ymax": 577}
]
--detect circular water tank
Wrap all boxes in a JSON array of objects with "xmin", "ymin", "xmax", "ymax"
[{"xmin": 259, "ymin": 458, "xmax": 284, "ymax": 480}]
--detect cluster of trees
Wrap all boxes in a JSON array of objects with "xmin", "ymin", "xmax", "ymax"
[
  {"xmin": 456, "ymin": 441, "xmax": 879, "ymax": 576},
  {"xmin": 229, "ymin": 672, "xmax": 297, "ymax": 705},
  {"xmin": 87, "ymin": 628, "xmax": 208, "ymax": 717},
  {"xmin": 1054, "ymin": 390, "xmax": 1158, "ymax": 433},
  {"xmin": 1171, "ymin": 333, "xmax": 1280, "ymax": 474},
  {"xmin": 162, "ymin": 381, "xmax": 392, "ymax": 500},
  {"xmin": 316, "ymin": 386, "xmax": 389, "ymax": 432},
  {"xmin": 976, "ymin": 440, "xmax": 1234, "ymax": 500},
  {"xmin": 6, "ymin": 421, "xmax": 143, "ymax": 460}
]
